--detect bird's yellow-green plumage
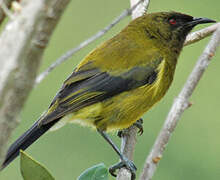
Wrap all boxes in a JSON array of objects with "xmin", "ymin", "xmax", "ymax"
[
  {"xmin": 2, "ymin": 11, "xmax": 216, "ymax": 171},
  {"xmin": 43, "ymin": 12, "xmax": 189, "ymax": 132}
]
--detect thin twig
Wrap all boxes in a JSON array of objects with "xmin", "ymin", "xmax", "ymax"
[
  {"xmin": 116, "ymin": 126, "xmax": 139, "ymax": 180},
  {"xmin": 35, "ymin": 0, "xmax": 145, "ymax": 85},
  {"xmin": 116, "ymin": 1, "xmax": 150, "ymax": 180},
  {"xmin": 0, "ymin": 0, "xmax": 70, "ymax": 165},
  {"xmin": 184, "ymin": 23, "xmax": 220, "ymax": 46},
  {"xmin": 140, "ymin": 25, "xmax": 220, "ymax": 180}
]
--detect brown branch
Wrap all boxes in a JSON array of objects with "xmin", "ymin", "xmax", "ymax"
[
  {"xmin": 35, "ymin": 0, "xmax": 145, "ymax": 85},
  {"xmin": 0, "ymin": 0, "xmax": 70, "ymax": 165},
  {"xmin": 140, "ymin": 24, "xmax": 220, "ymax": 180}
]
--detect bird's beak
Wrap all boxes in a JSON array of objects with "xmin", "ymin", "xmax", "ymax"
[{"xmin": 186, "ymin": 17, "xmax": 216, "ymax": 27}]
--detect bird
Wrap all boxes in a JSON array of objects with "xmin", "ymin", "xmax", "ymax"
[{"xmin": 0, "ymin": 11, "xmax": 215, "ymax": 179}]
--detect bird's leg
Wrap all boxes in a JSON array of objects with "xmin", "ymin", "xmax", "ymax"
[
  {"xmin": 97, "ymin": 129, "xmax": 137, "ymax": 179},
  {"xmin": 117, "ymin": 118, "xmax": 144, "ymax": 138}
]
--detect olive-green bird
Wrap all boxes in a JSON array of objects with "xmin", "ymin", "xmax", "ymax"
[{"xmin": 1, "ymin": 11, "xmax": 215, "ymax": 179}]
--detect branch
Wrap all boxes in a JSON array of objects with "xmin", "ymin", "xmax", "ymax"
[
  {"xmin": 116, "ymin": 1, "xmax": 150, "ymax": 180},
  {"xmin": 140, "ymin": 24, "xmax": 220, "ymax": 180},
  {"xmin": 0, "ymin": 0, "xmax": 70, "ymax": 165},
  {"xmin": 35, "ymin": 0, "xmax": 145, "ymax": 85},
  {"xmin": 116, "ymin": 126, "xmax": 139, "ymax": 180},
  {"xmin": 184, "ymin": 23, "xmax": 220, "ymax": 46},
  {"xmin": 130, "ymin": 0, "xmax": 150, "ymax": 19}
]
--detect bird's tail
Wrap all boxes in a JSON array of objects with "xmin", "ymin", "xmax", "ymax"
[{"xmin": 0, "ymin": 118, "xmax": 60, "ymax": 170}]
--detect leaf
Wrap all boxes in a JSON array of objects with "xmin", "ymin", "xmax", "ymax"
[
  {"xmin": 20, "ymin": 150, "xmax": 55, "ymax": 180},
  {"xmin": 77, "ymin": 163, "xmax": 108, "ymax": 180}
]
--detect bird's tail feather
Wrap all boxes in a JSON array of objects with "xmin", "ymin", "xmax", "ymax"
[{"xmin": 0, "ymin": 118, "xmax": 60, "ymax": 170}]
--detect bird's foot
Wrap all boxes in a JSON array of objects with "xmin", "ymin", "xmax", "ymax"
[
  {"xmin": 109, "ymin": 156, "xmax": 137, "ymax": 180},
  {"xmin": 117, "ymin": 118, "xmax": 144, "ymax": 138},
  {"xmin": 133, "ymin": 118, "xmax": 144, "ymax": 136}
]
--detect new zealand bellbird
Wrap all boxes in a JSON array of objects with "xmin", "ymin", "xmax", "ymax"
[{"xmin": 0, "ymin": 11, "xmax": 215, "ymax": 179}]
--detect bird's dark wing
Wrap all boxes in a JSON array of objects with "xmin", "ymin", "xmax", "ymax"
[{"xmin": 40, "ymin": 58, "xmax": 163, "ymax": 125}]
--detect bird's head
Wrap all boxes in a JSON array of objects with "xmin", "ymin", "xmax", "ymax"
[{"xmin": 132, "ymin": 11, "xmax": 216, "ymax": 52}]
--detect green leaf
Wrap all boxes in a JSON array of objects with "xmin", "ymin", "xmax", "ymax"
[
  {"xmin": 77, "ymin": 163, "xmax": 108, "ymax": 180},
  {"xmin": 20, "ymin": 150, "xmax": 55, "ymax": 180}
]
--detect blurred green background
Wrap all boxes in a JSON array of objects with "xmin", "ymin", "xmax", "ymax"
[{"xmin": 1, "ymin": 0, "xmax": 220, "ymax": 179}]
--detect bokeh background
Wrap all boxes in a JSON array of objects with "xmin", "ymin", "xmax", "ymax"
[{"xmin": 1, "ymin": 0, "xmax": 220, "ymax": 179}]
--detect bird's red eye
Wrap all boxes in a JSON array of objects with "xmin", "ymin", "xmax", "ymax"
[{"xmin": 169, "ymin": 18, "xmax": 177, "ymax": 25}]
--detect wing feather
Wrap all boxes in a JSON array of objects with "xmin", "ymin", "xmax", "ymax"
[{"xmin": 40, "ymin": 58, "xmax": 163, "ymax": 125}]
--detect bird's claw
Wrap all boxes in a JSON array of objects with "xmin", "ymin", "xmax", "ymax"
[
  {"xmin": 109, "ymin": 157, "xmax": 137, "ymax": 180},
  {"xmin": 133, "ymin": 118, "xmax": 144, "ymax": 136},
  {"xmin": 117, "ymin": 118, "xmax": 144, "ymax": 138}
]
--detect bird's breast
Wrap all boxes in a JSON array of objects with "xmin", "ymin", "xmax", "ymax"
[
  {"xmin": 101, "ymin": 59, "xmax": 175, "ymax": 131},
  {"xmin": 65, "ymin": 59, "xmax": 175, "ymax": 132}
]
